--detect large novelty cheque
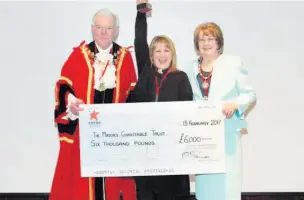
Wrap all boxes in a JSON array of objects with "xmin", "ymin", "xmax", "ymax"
[{"xmin": 79, "ymin": 101, "xmax": 226, "ymax": 177}]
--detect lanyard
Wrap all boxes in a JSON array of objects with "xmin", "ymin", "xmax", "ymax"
[
  {"xmin": 100, "ymin": 48, "xmax": 113, "ymax": 80},
  {"xmin": 94, "ymin": 43, "xmax": 113, "ymax": 80},
  {"xmin": 154, "ymin": 70, "xmax": 169, "ymax": 101}
]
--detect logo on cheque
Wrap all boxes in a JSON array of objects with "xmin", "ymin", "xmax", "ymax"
[{"xmin": 88, "ymin": 109, "xmax": 101, "ymax": 126}]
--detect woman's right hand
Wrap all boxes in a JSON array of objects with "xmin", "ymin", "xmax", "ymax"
[{"xmin": 70, "ymin": 98, "xmax": 84, "ymax": 115}]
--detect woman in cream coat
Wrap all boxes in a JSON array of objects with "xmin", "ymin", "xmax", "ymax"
[{"xmin": 186, "ymin": 22, "xmax": 256, "ymax": 200}]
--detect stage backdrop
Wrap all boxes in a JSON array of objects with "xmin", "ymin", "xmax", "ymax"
[{"xmin": 0, "ymin": 0, "xmax": 303, "ymax": 194}]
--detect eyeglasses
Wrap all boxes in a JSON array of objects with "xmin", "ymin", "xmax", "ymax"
[{"xmin": 199, "ymin": 37, "xmax": 216, "ymax": 43}]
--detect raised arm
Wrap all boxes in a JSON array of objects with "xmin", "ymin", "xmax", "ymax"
[{"xmin": 134, "ymin": 10, "xmax": 150, "ymax": 75}]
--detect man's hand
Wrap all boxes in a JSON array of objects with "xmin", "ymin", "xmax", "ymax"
[
  {"xmin": 222, "ymin": 103, "xmax": 238, "ymax": 118},
  {"xmin": 70, "ymin": 98, "xmax": 84, "ymax": 115},
  {"xmin": 136, "ymin": 0, "xmax": 146, "ymax": 5}
]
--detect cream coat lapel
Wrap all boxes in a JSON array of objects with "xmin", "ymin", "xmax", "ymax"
[{"xmin": 208, "ymin": 54, "xmax": 237, "ymax": 100}]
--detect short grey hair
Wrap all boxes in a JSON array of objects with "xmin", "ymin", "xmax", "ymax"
[{"xmin": 92, "ymin": 8, "xmax": 119, "ymax": 27}]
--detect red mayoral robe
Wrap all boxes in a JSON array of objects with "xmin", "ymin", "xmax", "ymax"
[{"xmin": 50, "ymin": 41, "xmax": 137, "ymax": 200}]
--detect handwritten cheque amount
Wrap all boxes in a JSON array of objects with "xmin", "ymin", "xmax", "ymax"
[{"xmin": 79, "ymin": 101, "xmax": 225, "ymax": 177}]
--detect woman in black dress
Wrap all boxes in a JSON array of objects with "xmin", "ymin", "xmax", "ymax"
[{"xmin": 127, "ymin": 1, "xmax": 193, "ymax": 200}]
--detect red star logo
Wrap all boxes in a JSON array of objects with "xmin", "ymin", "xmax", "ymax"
[{"xmin": 90, "ymin": 110, "xmax": 99, "ymax": 120}]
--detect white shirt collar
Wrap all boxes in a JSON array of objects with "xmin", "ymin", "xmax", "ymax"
[{"xmin": 95, "ymin": 41, "xmax": 113, "ymax": 53}]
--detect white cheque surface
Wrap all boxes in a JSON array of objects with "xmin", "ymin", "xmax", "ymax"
[{"xmin": 79, "ymin": 101, "xmax": 225, "ymax": 177}]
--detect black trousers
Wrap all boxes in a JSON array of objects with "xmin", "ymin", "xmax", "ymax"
[{"xmin": 135, "ymin": 175, "xmax": 190, "ymax": 200}]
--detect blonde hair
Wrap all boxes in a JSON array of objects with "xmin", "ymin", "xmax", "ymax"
[
  {"xmin": 149, "ymin": 35, "xmax": 178, "ymax": 72},
  {"xmin": 193, "ymin": 22, "xmax": 224, "ymax": 54}
]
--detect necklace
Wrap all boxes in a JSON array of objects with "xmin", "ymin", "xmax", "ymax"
[
  {"xmin": 198, "ymin": 58, "xmax": 213, "ymax": 100},
  {"xmin": 94, "ymin": 43, "xmax": 113, "ymax": 92}
]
